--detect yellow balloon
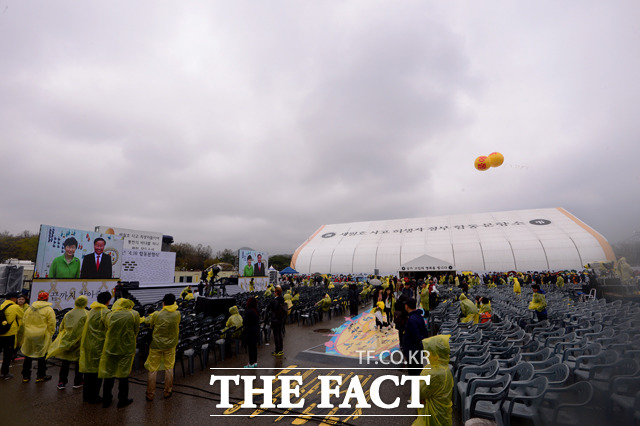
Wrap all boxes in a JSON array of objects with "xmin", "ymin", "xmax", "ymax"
[
  {"xmin": 488, "ymin": 152, "xmax": 504, "ymax": 167},
  {"xmin": 474, "ymin": 156, "xmax": 490, "ymax": 171}
]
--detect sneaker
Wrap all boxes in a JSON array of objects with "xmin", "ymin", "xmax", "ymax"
[
  {"xmin": 57, "ymin": 382, "xmax": 66, "ymax": 390},
  {"xmin": 36, "ymin": 375, "xmax": 52, "ymax": 383},
  {"xmin": 252, "ymin": 363, "xmax": 258, "ymax": 368},
  {"xmin": 22, "ymin": 377, "xmax": 30, "ymax": 383},
  {"xmin": 1, "ymin": 374, "xmax": 14, "ymax": 380},
  {"xmin": 72, "ymin": 382, "xmax": 83, "ymax": 389},
  {"xmin": 117, "ymin": 398, "xmax": 134, "ymax": 408},
  {"xmin": 271, "ymin": 351, "xmax": 278, "ymax": 356},
  {"xmin": 243, "ymin": 364, "xmax": 253, "ymax": 368},
  {"xmin": 276, "ymin": 351, "xmax": 284, "ymax": 357}
]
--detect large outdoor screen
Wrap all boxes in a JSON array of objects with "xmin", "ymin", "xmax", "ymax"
[
  {"xmin": 34, "ymin": 224, "xmax": 124, "ymax": 279},
  {"xmin": 238, "ymin": 250, "xmax": 269, "ymax": 277}
]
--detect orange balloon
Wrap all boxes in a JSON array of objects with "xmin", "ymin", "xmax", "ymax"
[
  {"xmin": 488, "ymin": 152, "xmax": 504, "ymax": 167},
  {"xmin": 474, "ymin": 156, "xmax": 490, "ymax": 171}
]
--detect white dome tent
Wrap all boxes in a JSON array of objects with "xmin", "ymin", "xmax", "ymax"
[{"xmin": 291, "ymin": 207, "xmax": 615, "ymax": 275}]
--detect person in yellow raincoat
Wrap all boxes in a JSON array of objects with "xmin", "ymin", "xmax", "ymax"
[
  {"xmin": 79, "ymin": 291, "xmax": 111, "ymax": 404},
  {"xmin": 419, "ymin": 283, "xmax": 430, "ymax": 317},
  {"xmin": 0, "ymin": 292, "xmax": 23, "ymax": 380},
  {"xmin": 98, "ymin": 297, "xmax": 140, "ymax": 408},
  {"xmin": 479, "ymin": 297, "xmax": 492, "ymax": 324},
  {"xmin": 15, "ymin": 294, "xmax": 29, "ymax": 350},
  {"xmin": 513, "ymin": 277, "xmax": 521, "ymax": 295},
  {"xmin": 328, "ymin": 282, "xmax": 335, "ymax": 290},
  {"xmin": 556, "ymin": 275, "xmax": 565, "ymax": 288},
  {"xmin": 17, "ymin": 294, "xmax": 29, "ymax": 312},
  {"xmin": 292, "ymin": 291, "xmax": 300, "ymax": 305},
  {"xmin": 47, "ymin": 295, "xmax": 88, "ymax": 389},
  {"xmin": 223, "ymin": 305, "xmax": 243, "ymax": 338},
  {"xmin": 180, "ymin": 285, "xmax": 194, "ymax": 300},
  {"xmin": 144, "ymin": 293, "xmax": 180, "ymax": 401},
  {"xmin": 413, "ymin": 335, "xmax": 454, "ymax": 426},
  {"xmin": 528, "ymin": 284, "xmax": 548, "ymax": 321},
  {"xmin": 283, "ymin": 290, "xmax": 293, "ymax": 311},
  {"xmin": 459, "ymin": 294, "xmax": 479, "ymax": 324},
  {"xmin": 374, "ymin": 301, "xmax": 387, "ymax": 330},
  {"xmin": 316, "ymin": 294, "xmax": 332, "ymax": 320},
  {"xmin": 21, "ymin": 291, "xmax": 56, "ymax": 383}
]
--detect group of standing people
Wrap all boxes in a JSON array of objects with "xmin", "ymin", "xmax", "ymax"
[{"xmin": 0, "ymin": 290, "xmax": 181, "ymax": 408}]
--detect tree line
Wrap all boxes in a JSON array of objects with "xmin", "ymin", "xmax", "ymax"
[
  {"xmin": 0, "ymin": 231, "xmax": 38, "ymax": 263},
  {"xmin": 0, "ymin": 230, "xmax": 293, "ymax": 272}
]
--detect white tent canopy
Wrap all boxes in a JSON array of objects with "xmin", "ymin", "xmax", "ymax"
[
  {"xmin": 400, "ymin": 254, "xmax": 454, "ymax": 273},
  {"xmin": 291, "ymin": 207, "xmax": 615, "ymax": 275}
]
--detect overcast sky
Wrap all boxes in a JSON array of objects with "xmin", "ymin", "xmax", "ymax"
[{"xmin": 1, "ymin": 0, "xmax": 639, "ymax": 255}]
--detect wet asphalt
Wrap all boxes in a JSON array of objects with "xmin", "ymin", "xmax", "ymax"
[{"xmin": 0, "ymin": 310, "xmax": 432, "ymax": 426}]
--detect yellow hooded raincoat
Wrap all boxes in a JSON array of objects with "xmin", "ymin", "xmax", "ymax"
[
  {"xmin": 47, "ymin": 296, "xmax": 88, "ymax": 361},
  {"xmin": 459, "ymin": 294, "xmax": 479, "ymax": 324},
  {"xmin": 79, "ymin": 301, "xmax": 110, "ymax": 373},
  {"xmin": 21, "ymin": 300, "xmax": 56, "ymax": 358},
  {"xmin": 223, "ymin": 306, "xmax": 243, "ymax": 338},
  {"xmin": 513, "ymin": 278, "xmax": 521, "ymax": 295},
  {"xmin": 529, "ymin": 293, "xmax": 547, "ymax": 312},
  {"xmin": 0, "ymin": 299, "xmax": 23, "ymax": 348},
  {"xmin": 413, "ymin": 335, "xmax": 454, "ymax": 426},
  {"xmin": 144, "ymin": 302, "xmax": 180, "ymax": 371},
  {"xmin": 98, "ymin": 298, "xmax": 140, "ymax": 378}
]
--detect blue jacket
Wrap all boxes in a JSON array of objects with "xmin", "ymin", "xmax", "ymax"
[{"xmin": 403, "ymin": 310, "xmax": 428, "ymax": 354}]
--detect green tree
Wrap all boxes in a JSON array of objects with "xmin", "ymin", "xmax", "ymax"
[
  {"xmin": 215, "ymin": 249, "xmax": 237, "ymax": 266},
  {"xmin": 171, "ymin": 242, "xmax": 214, "ymax": 270},
  {"xmin": 0, "ymin": 230, "xmax": 38, "ymax": 262},
  {"xmin": 269, "ymin": 254, "xmax": 293, "ymax": 271}
]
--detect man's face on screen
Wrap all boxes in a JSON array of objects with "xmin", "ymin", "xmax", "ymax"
[
  {"xmin": 94, "ymin": 240, "xmax": 105, "ymax": 255},
  {"xmin": 257, "ymin": 255, "xmax": 262, "ymax": 263}
]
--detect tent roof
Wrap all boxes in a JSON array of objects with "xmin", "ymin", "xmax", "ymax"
[
  {"xmin": 400, "ymin": 254, "xmax": 454, "ymax": 273},
  {"xmin": 280, "ymin": 266, "xmax": 299, "ymax": 275}
]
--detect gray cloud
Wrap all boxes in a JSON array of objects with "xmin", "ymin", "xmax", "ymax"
[{"xmin": 1, "ymin": 0, "xmax": 639, "ymax": 257}]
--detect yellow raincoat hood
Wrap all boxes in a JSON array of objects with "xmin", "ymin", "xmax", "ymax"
[
  {"xmin": 75, "ymin": 295, "xmax": 89, "ymax": 309},
  {"xmin": 414, "ymin": 335, "xmax": 453, "ymax": 426}
]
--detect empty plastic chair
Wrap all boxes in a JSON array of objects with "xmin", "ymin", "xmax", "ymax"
[
  {"xmin": 463, "ymin": 374, "xmax": 512, "ymax": 425},
  {"xmin": 501, "ymin": 376, "xmax": 548, "ymax": 426},
  {"xmin": 534, "ymin": 363, "xmax": 570, "ymax": 387}
]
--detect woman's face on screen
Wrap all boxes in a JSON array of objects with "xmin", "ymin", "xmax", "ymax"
[{"xmin": 65, "ymin": 244, "xmax": 77, "ymax": 257}]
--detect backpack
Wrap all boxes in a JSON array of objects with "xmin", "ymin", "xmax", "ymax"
[
  {"xmin": 0, "ymin": 304, "xmax": 14, "ymax": 334},
  {"xmin": 273, "ymin": 298, "xmax": 288, "ymax": 321}
]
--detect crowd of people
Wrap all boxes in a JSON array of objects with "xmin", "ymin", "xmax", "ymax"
[
  {"xmin": 0, "ymin": 267, "xmax": 617, "ymax": 424},
  {"xmin": 0, "ymin": 290, "xmax": 181, "ymax": 407}
]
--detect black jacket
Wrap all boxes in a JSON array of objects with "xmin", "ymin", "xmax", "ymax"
[
  {"xmin": 403, "ymin": 310, "xmax": 428, "ymax": 354},
  {"xmin": 268, "ymin": 295, "xmax": 285, "ymax": 324},
  {"xmin": 243, "ymin": 308, "xmax": 260, "ymax": 341},
  {"xmin": 80, "ymin": 253, "xmax": 112, "ymax": 279}
]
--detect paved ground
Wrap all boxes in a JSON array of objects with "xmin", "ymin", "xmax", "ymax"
[{"xmin": 0, "ymin": 311, "xmax": 437, "ymax": 426}]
